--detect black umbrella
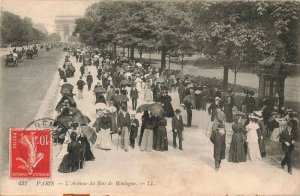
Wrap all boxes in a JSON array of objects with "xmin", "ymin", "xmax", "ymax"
[{"xmin": 114, "ymin": 95, "xmax": 129, "ymax": 102}]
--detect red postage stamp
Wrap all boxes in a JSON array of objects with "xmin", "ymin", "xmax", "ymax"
[{"xmin": 10, "ymin": 128, "xmax": 51, "ymax": 178}]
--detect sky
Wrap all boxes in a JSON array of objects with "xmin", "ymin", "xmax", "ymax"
[{"xmin": 1, "ymin": 0, "xmax": 99, "ymax": 33}]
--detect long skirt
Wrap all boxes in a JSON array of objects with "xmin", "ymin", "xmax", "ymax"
[
  {"xmin": 248, "ymin": 142, "xmax": 261, "ymax": 161},
  {"xmin": 95, "ymin": 128, "xmax": 113, "ymax": 150},
  {"xmin": 140, "ymin": 129, "xmax": 153, "ymax": 152},
  {"xmin": 228, "ymin": 133, "xmax": 247, "ymax": 163},
  {"xmin": 109, "ymin": 114, "xmax": 118, "ymax": 133},
  {"xmin": 58, "ymin": 154, "xmax": 76, "ymax": 173},
  {"xmin": 120, "ymin": 127, "xmax": 129, "ymax": 150}
]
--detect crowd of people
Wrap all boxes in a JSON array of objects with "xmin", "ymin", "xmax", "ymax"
[{"xmin": 54, "ymin": 45, "xmax": 298, "ymax": 174}]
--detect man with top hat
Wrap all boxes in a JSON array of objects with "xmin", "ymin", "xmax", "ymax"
[{"xmin": 172, "ymin": 109, "xmax": 184, "ymax": 150}]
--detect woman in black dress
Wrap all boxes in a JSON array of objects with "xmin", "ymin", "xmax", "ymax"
[
  {"xmin": 160, "ymin": 91, "xmax": 174, "ymax": 118},
  {"xmin": 58, "ymin": 132, "xmax": 83, "ymax": 173},
  {"xmin": 228, "ymin": 116, "xmax": 247, "ymax": 163},
  {"xmin": 155, "ymin": 117, "xmax": 168, "ymax": 151},
  {"xmin": 77, "ymin": 134, "xmax": 95, "ymax": 161}
]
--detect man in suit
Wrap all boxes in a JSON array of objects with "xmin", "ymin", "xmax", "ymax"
[
  {"xmin": 280, "ymin": 121, "xmax": 296, "ymax": 174},
  {"xmin": 86, "ymin": 72, "xmax": 93, "ymax": 91},
  {"xmin": 172, "ymin": 109, "xmax": 184, "ymax": 150},
  {"xmin": 130, "ymin": 85, "xmax": 139, "ymax": 110},
  {"xmin": 208, "ymin": 97, "xmax": 221, "ymax": 122}
]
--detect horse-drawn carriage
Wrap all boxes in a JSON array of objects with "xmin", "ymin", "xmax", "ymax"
[
  {"xmin": 32, "ymin": 48, "xmax": 38, "ymax": 57},
  {"xmin": 5, "ymin": 55, "xmax": 18, "ymax": 67},
  {"xmin": 26, "ymin": 49, "xmax": 34, "ymax": 59},
  {"xmin": 46, "ymin": 45, "xmax": 51, "ymax": 51}
]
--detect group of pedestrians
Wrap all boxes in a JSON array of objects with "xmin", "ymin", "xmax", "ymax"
[{"xmin": 55, "ymin": 45, "xmax": 298, "ymax": 175}]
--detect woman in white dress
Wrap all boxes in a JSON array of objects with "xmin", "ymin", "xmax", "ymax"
[
  {"xmin": 144, "ymin": 86, "xmax": 153, "ymax": 103},
  {"xmin": 246, "ymin": 114, "xmax": 262, "ymax": 161},
  {"xmin": 95, "ymin": 110, "xmax": 113, "ymax": 150},
  {"xmin": 135, "ymin": 76, "xmax": 142, "ymax": 92}
]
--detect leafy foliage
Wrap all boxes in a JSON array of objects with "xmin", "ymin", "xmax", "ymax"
[{"xmin": 1, "ymin": 11, "xmax": 47, "ymax": 44}]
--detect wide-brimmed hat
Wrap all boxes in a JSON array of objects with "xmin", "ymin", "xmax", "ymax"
[
  {"xmin": 249, "ymin": 113, "xmax": 260, "ymax": 119},
  {"xmin": 175, "ymin": 109, "xmax": 181, "ymax": 113},
  {"xmin": 215, "ymin": 97, "xmax": 221, "ymax": 100}
]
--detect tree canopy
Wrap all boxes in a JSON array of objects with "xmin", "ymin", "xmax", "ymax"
[
  {"xmin": 1, "ymin": 11, "xmax": 47, "ymax": 44},
  {"xmin": 73, "ymin": 1, "xmax": 299, "ymax": 88}
]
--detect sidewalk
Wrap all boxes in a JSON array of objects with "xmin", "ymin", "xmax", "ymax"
[{"xmin": 48, "ymin": 55, "xmax": 300, "ymax": 195}]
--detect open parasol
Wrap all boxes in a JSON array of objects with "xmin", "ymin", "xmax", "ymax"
[
  {"xmin": 156, "ymin": 76, "xmax": 166, "ymax": 83},
  {"xmin": 136, "ymin": 62, "xmax": 143, "ymax": 67},
  {"xmin": 94, "ymin": 86, "xmax": 106, "ymax": 93},
  {"xmin": 61, "ymin": 83, "xmax": 73, "ymax": 90},
  {"xmin": 136, "ymin": 103, "xmax": 153, "ymax": 113},
  {"xmin": 81, "ymin": 124, "xmax": 97, "ymax": 144},
  {"xmin": 120, "ymin": 79, "xmax": 132, "ymax": 86},
  {"xmin": 146, "ymin": 74, "xmax": 157, "ymax": 80},
  {"xmin": 95, "ymin": 102, "xmax": 108, "ymax": 110},
  {"xmin": 114, "ymin": 94, "xmax": 129, "ymax": 102},
  {"xmin": 149, "ymin": 103, "xmax": 165, "ymax": 116}
]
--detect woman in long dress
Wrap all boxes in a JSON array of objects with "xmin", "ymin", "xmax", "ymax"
[
  {"xmin": 144, "ymin": 88, "xmax": 153, "ymax": 103},
  {"xmin": 140, "ymin": 113, "xmax": 156, "ymax": 152},
  {"xmin": 160, "ymin": 91, "xmax": 175, "ymax": 118},
  {"xmin": 155, "ymin": 117, "xmax": 168, "ymax": 151},
  {"xmin": 57, "ymin": 124, "xmax": 80, "ymax": 158},
  {"xmin": 95, "ymin": 110, "xmax": 113, "ymax": 150},
  {"xmin": 107, "ymin": 100, "xmax": 118, "ymax": 133},
  {"xmin": 135, "ymin": 76, "xmax": 142, "ymax": 92},
  {"xmin": 246, "ymin": 114, "xmax": 261, "ymax": 161},
  {"xmin": 228, "ymin": 116, "xmax": 247, "ymax": 163},
  {"xmin": 58, "ymin": 132, "xmax": 83, "ymax": 173}
]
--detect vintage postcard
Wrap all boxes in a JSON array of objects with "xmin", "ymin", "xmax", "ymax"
[{"xmin": 0, "ymin": 0, "xmax": 300, "ymax": 195}]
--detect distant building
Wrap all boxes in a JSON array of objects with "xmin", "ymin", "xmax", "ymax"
[{"xmin": 55, "ymin": 15, "xmax": 80, "ymax": 42}]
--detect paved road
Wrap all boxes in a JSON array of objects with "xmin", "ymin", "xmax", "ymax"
[{"xmin": 0, "ymin": 49, "xmax": 64, "ymax": 172}]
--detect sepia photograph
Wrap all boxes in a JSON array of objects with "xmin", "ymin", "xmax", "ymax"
[{"xmin": 0, "ymin": 0, "xmax": 299, "ymax": 195}]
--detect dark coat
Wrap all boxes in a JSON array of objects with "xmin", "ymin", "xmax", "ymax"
[
  {"xmin": 86, "ymin": 74, "xmax": 93, "ymax": 84},
  {"xmin": 172, "ymin": 115, "xmax": 184, "ymax": 132},
  {"xmin": 130, "ymin": 118, "xmax": 139, "ymax": 139},
  {"xmin": 228, "ymin": 123, "xmax": 246, "ymax": 163},
  {"xmin": 210, "ymin": 128, "xmax": 226, "ymax": 161},
  {"xmin": 160, "ymin": 95, "xmax": 174, "ymax": 117},
  {"xmin": 76, "ymin": 80, "xmax": 85, "ymax": 90},
  {"xmin": 130, "ymin": 89, "xmax": 139, "ymax": 99},
  {"xmin": 208, "ymin": 102, "xmax": 221, "ymax": 121},
  {"xmin": 117, "ymin": 111, "xmax": 131, "ymax": 130},
  {"xmin": 279, "ymin": 129, "xmax": 296, "ymax": 152},
  {"xmin": 58, "ymin": 140, "xmax": 83, "ymax": 173}
]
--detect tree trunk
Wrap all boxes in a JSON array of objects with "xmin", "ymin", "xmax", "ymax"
[
  {"xmin": 127, "ymin": 47, "xmax": 130, "ymax": 58},
  {"xmin": 169, "ymin": 55, "xmax": 171, "ymax": 70},
  {"xmin": 223, "ymin": 65, "xmax": 229, "ymax": 90},
  {"xmin": 139, "ymin": 49, "xmax": 143, "ymax": 61},
  {"xmin": 181, "ymin": 56, "xmax": 184, "ymax": 70},
  {"xmin": 130, "ymin": 47, "xmax": 134, "ymax": 60},
  {"xmin": 161, "ymin": 49, "xmax": 166, "ymax": 69},
  {"xmin": 113, "ymin": 43, "xmax": 117, "ymax": 57},
  {"xmin": 149, "ymin": 51, "xmax": 152, "ymax": 66},
  {"xmin": 123, "ymin": 47, "xmax": 125, "ymax": 57},
  {"xmin": 233, "ymin": 70, "xmax": 237, "ymax": 95}
]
